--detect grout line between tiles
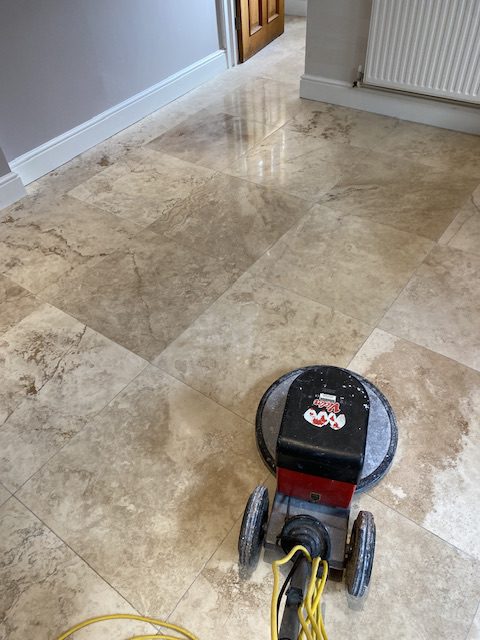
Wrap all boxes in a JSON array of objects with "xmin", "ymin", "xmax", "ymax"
[
  {"xmin": 465, "ymin": 600, "xmax": 480, "ymax": 640},
  {"xmin": 12, "ymin": 494, "xmax": 150, "ymax": 620},
  {"xmin": 10, "ymin": 361, "xmax": 150, "ymax": 496},
  {"xmin": 165, "ymin": 470, "xmax": 271, "ymax": 623},
  {"xmin": 367, "ymin": 493, "xmax": 480, "ymax": 564}
]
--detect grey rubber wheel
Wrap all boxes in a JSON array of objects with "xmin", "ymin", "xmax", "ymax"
[
  {"xmin": 345, "ymin": 511, "xmax": 376, "ymax": 598},
  {"xmin": 238, "ymin": 485, "xmax": 269, "ymax": 574}
]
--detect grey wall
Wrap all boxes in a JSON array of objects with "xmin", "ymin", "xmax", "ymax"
[
  {"xmin": 0, "ymin": 148, "xmax": 10, "ymax": 177},
  {"xmin": 305, "ymin": 0, "xmax": 372, "ymax": 83},
  {"xmin": 0, "ymin": 0, "xmax": 220, "ymax": 161}
]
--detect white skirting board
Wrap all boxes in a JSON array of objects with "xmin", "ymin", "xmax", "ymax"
[
  {"xmin": 300, "ymin": 74, "xmax": 480, "ymax": 135},
  {"xmin": 285, "ymin": 0, "xmax": 307, "ymax": 16},
  {"xmin": 10, "ymin": 50, "xmax": 228, "ymax": 185},
  {"xmin": 0, "ymin": 171, "xmax": 27, "ymax": 209}
]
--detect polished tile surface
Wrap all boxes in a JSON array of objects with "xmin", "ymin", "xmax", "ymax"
[
  {"xmin": 17, "ymin": 366, "xmax": 266, "ymax": 616},
  {"xmin": 148, "ymin": 110, "xmax": 277, "ymax": 171},
  {"xmin": 0, "ymin": 304, "xmax": 145, "ymax": 490},
  {"xmin": 227, "ymin": 130, "xmax": 364, "ymax": 201},
  {"xmin": 350, "ymin": 329, "xmax": 480, "ymax": 559},
  {"xmin": 381, "ymin": 245, "xmax": 480, "ymax": 371},
  {"xmin": 319, "ymin": 149, "xmax": 478, "ymax": 240},
  {"xmin": 155, "ymin": 272, "xmax": 370, "ymax": 421},
  {"xmin": 68, "ymin": 147, "xmax": 217, "ymax": 226},
  {"xmin": 374, "ymin": 119, "xmax": 480, "ymax": 178},
  {"xmin": 0, "ymin": 498, "xmax": 155, "ymax": 640},
  {"xmin": 149, "ymin": 173, "xmax": 313, "ymax": 271},
  {"xmin": 2, "ymin": 16, "xmax": 480, "ymax": 640},
  {"xmin": 249, "ymin": 205, "xmax": 433, "ymax": 323},
  {"xmin": 0, "ymin": 195, "xmax": 141, "ymax": 292},
  {"xmin": 0, "ymin": 275, "xmax": 39, "ymax": 336},
  {"xmin": 43, "ymin": 230, "xmax": 238, "ymax": 360},
  {"xmin": 288, "ymin": 101, "xmax": 399, "ymax": 150},
  {"xmin": 171, "ymin": 495, "xmax": 480, "ymax": 640}
]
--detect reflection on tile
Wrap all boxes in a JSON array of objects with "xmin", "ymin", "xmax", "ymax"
[
  {"xmin": 0, "ymin": 195, "xmax": 141, "ymax": 292},
  {"xmin": 0, "ymin": 485, "xmax": 10, "ymax": 508},
  {"xmin": 381, "ymin": 246, "xmax": 480, "ymax": 371},
  {"xmin": 227, "ymin": 129, "xmax": 363, "ymax": 201},
  {"xmin": 208, "ymin": 77, "xmax": 303, "ymax": 127},
  {"xmin": 43, "ymin": 230, "xmax": 238, "ymax": 360},
  {"xmin": 288, "ymin": 102, "xmax": 398, "ymax": 150},
  {"xmin": 0, "ymin": 499, "xmax": 155, "ymax": 640},
  {"xmin": 148, "ymin": 110, "xmax": 277, "ymax": 171},
  {"xmin": 170, "ymin": 494, "xmax": 480, "ymax": 640},
  {"xmin": 350, "ymin": 329, "xmax": 480, "ymax": 558},
  {"xmin": 155, "ymin": 273, "xmax": 370, "ymax": 421},
  {"xmin": 0, "ymin": 304, "xmax": 145, "ymax": 490},
  {"xmin": 249, "ymin": 206, "xmax": 433, "ymax": 324},
  {"xmin": 68, "ymin": 148, "xmax": 217, "ymax": 226},
  {"xmin": 149, "ymin": 173, "xmax": 313, "ymax": 271},
  {"xmin": 17, "ymin": 366, "xmax": 266, "ymax": 616},
  {"xmin": 0, "ymin": 275, "xmax": 39, "ymax": 336},
  {"xmin": 320, "ymin": 150, "xmax": 478, "ymax": 240},
  {"xmin": 374, "ymin": 120, "xmax": 480, "ymax": 178}
]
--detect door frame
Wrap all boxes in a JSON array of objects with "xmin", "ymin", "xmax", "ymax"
[{"xmin": 218, "ymin": 0, "xmax": 238, "ymax": 68}]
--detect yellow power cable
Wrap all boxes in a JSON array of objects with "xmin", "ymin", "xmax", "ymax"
[
  {"xmin": 55, "ymin": 548, "xmax": 328, "ymax": 640},
  {"xmin": 54, "ymin": 613, "xmax": 199, "ymax": 640},
  {"xmin": 271, "ymin": 545, "xmax": 329, "ymax": 640}
]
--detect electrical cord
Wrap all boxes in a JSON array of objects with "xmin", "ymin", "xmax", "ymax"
[
  {"xmin": 55, "ymin": 548, "xmax": 328, "ymax": 640},
  {"xmin": 54, "ymin": 613, "xmax": 199, "ymax": 640},
  {"xmin": 271, "ymin": 545, "xmax": 329, "ymax": 640}
]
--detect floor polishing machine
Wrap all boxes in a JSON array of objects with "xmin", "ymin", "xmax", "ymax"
[{"xmin": 238, "ymin": 365, "xmax": 398, "ymax": 639}]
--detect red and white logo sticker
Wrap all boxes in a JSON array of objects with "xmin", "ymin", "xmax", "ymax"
[{"xmin": 304, "ymin": 393, "xmax": 346, "ymax": 430}]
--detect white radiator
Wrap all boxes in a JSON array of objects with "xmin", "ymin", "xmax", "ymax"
[{"xmin": 364, "ymin": 0, "xmax": 480, "ymax": 104}]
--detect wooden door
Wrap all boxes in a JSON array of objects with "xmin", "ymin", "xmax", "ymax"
[{"xmin": 236, "ymin": 0, "xmax": 285, "ymax": 62}]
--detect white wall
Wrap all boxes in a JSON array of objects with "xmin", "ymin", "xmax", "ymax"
[
  {"xmin": 0, "ymin": 0, "xmax": 221, "ymax": 162},
  {"xmin": 304, "ymin": 0, "xmax": 371, "ymax": 82},
  {"xmin": 285, "ymin": 0, "xmax": 308, "ymax": 17}
]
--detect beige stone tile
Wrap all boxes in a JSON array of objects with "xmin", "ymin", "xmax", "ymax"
[
  {"xmin": 444, "ymin": 187, "xmax": 480, "ymax": 257},
  {"xmin": 288, "ymin": 102, "xmax": 399, "ymax": 150},
  {"xmin": 17, "ymin": 366, "xmax": 267, "ymax": 616},
  {"xmin": 0, "ymin": 304, "xmax": 145, "ymax": 490},
  {"xmin": 0, "ymin": 498, "xmax": 155, "ymax": 640},
  {"xmin": 468, "ymin": 607, "xmax": 480, "ymax": 640},
  {"xmin": 42, "ymin": 229, "xmax": 238, "ymax": 360},
  {"xmin": 148, "ymin": 110, "xmax": 278, "ymax": 171},
  {"xmin": 249, "ymin": 205, "xmax": 433, "ymax": 324},
  {"xmin": 0, "ymin": 485, "xmax": 10, "ymax": 507},
  {"xmin": 319, "ymin": 150, "xmax": 478, "ymax": 240},
  {"xmin": 155, "ymin": 272, "xmax": 370, "ymax": 421},
  {"xmin": 226, "ymin": 128, "xmax": 364, "ymax": 201},
  {"xmin": 0, "ymin": 275, "xmax": 39, "ymax": 336},
  {"xmin": 149, "ymin": 173, "xmax": 313, "ymax": 272},
  {"xmin": 68, "ymin": 147, "xmax": 217, "ymax": 226},
  {"xmin": 0, "ymin": 195, "xmax": 141, "ymax": 292},
  {"xmin": 207, "ymin": 77, "xmax": 304, "ymax": 128},
  {"xmin": 258, "ymin": 51, "xmax": 306, "ymax": 85},
  {"xmin": 349, "ymin": 329, "xmax": 480, "ymax": 559},
  {"xmin": 170, "ymin": 494, "xmax": 480, "ymax": 640},
  {"xmin": 374, "ymin": 119, "xmax": 480, "ymax": 178},
  {"xmin": 380, "ymin": 245, "xmax": 480, "ymax": 371}
]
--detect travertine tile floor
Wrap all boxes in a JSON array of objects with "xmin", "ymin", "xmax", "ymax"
[{"xmin": 1, "ymin": 17, "xmax": 479, "ymax": 640}]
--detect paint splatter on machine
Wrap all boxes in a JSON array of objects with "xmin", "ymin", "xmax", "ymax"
[{"xmin": 238, "ymin": 365, "xmax": 398, "ymax": 639}]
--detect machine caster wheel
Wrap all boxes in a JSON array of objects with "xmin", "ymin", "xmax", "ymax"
[
  {"xmin": 238, "ymin": 485, "xmax": 269, "ymax": 574},
  {"xmin": 345, "ymin": 510, "xmax": 376, "ymax": 598}
]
